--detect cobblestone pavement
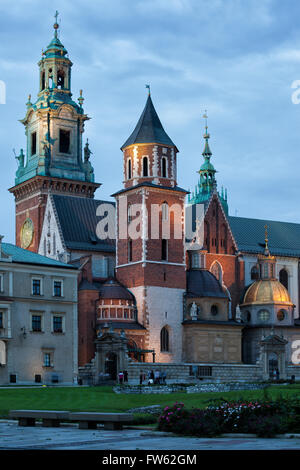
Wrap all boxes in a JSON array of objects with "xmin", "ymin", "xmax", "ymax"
[{"xmin": 0, "ymin": 420, "xmax": 300, "ymax": 450}]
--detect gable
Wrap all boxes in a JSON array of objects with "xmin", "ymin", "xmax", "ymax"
[{"xmin": 203, "ymin": 193, "xmax": 237, "ymax": 254}]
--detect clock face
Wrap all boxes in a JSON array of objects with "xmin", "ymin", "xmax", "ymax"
[{"xmin": 21, "ymin": 218, "xmax": 34, "ymax": 249}]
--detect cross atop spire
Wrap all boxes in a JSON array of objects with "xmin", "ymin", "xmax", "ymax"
[
  {"xmin": 53, "ymin": 10, "xmax": 59, "ymax": 38},
  {"xmin": 264, "ymin": 224, "xmax": 270, "ymax": 256}
]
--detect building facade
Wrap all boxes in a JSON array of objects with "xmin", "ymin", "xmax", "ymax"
[
  {"xmin": 0, "ymin": 238, "xmax": 78, "ymax": 385},
  {"xmin": 8, "ymin": 16, "xmax": 300, "ymax": 382}
]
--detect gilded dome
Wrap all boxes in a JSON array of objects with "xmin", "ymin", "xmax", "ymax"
[{"xmin": 242, "ymin": 279, "xmax": 293, "ymax": 306}]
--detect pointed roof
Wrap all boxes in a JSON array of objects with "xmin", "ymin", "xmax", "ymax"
[{"xmin": 121, "ymin": 94, "xmax": 177, "ymax": 150}]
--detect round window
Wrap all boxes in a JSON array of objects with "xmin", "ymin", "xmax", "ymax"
[
  {"xmin": 257, "ymin": 309, "xmax": 270, "ymax": 322},
  {"xmin": 277, "ymin": 310, "xmax": 286, "ymax": 322}
]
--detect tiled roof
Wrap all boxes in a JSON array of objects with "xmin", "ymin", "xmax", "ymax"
[
  {"xmin": 1, "ymin": 243, "xmax": 75, "ymax": 269},
  {"xmin": 228, "ymin": 216, "xmax": 300, "ymax": 258},
  {"xmin": 52, "ymin": 195, "xmax": 116, "ymax": 253},
  {"xmin": 121, "ymin": 95, "xmax": 177, "ymax": 150},
  {"xmin": 186, "ymin": 269, "xmax": 228, "ymax": 298}
]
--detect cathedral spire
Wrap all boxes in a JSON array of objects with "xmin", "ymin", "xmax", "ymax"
[{"xmin": 187, "ymin": 113, "xmax": 228, "ymax": 214}]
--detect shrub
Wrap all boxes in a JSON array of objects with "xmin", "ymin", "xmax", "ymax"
[
  {"xmin": 157, "ymin": 397, "xmax": 300, "ymax": 437},
  {"xmin": 157, "ymin": 402, "xmax": 222, "ymax": 437}
]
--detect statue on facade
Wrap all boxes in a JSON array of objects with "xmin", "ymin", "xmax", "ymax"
[
  {"xmin": 84, "ymin": 139, "xmax": 92, "ymax": 162},
  {"xmin": 15, "ymin": 149, "xmax": 25, "ymax": 168},
  {"xmin": 190, "ymin": 302, "xmax": 198, "ymax": 320},
  {"xmin": 83, "ymin": 139, "xmax": 95, "ymax": 182}
]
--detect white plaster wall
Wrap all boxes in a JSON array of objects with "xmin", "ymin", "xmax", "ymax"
[{"xmin": 129, "ymin": 285, "xmax": 184, "ymax": 363}]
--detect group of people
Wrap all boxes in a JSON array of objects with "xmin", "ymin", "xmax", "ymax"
[
  {"xmin": 118, "ymin": 370, "xmax": 128, "ymax": 384},
  {"xmin": 139, "ymin": 369, "xmax": 167, "ymax": 385}
]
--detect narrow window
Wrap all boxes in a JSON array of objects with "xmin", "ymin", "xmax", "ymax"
[
  {"xmin": 162, "ymin": 202, "xmax": 169, "ymax": 221},
  {"xmin": 32, "ymin": 315, "xmax": 42, "ymax": 332},
  {"xmin": 251, "ymin": 266, "xmax": 259, "ymax": 280},
  {"xmin": 53, "ymin": 281, "xmax": 62, "ymax": 297},
  {"xmin": 162, "ymin": 157, "xmax": 167, "ymax": 177},
  {"xmin": 211, "ymin": 305, "xmax": 218, "ymax": 316},
  {"xmin": 128, "ymin": 159, "xmax": 132, "ymax": 179},
  {"xmin": 57, "ymin": 70, "xmax": 65, "ymax": 89},
  {"xmin": 32, "ymin": 279, "xmax": 41, "ymax": 296},
  {"xmin": 142, "ymin": 156, "xmax": 148, "ymax": 177},
  {"xmin": 279, "ymin": 269, "xmax": 288, "ymax": 290},
  {"xmin": 41, "ymin": 71, "xmax": 45, "ymax": 90},
  {"xmin": 59, "ymin": 129, "xmax": 70, "ymax": 153},
  {"xmin": 161, "ymin": 239, "xmax": 168, "ymax": 261},
  {"xmin": 128, "ymin": 204, "xmax": 132, "ymax": 223},
  {"xmin": 128, "ymin": 239, "xmax": 133, "ymax": 262},
  {"xmin": 31, "ymin": 132, "xmax": 37, "ymax": 156},
  {"xmin": 160, "ymin": 327, "xmax": 169, "ymax": 352},
  {"xmin": 0, "ymin": 312, "xmax": 3, "ymax": 329},
  {"xmin": 53, "ymin": 316, "xmax": 63, "ymax": 333},
  {"xmin": 43, "ymin": 353, "xmax": 51, "ymax": 367}
]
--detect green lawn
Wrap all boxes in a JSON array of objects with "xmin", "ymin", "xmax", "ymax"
[{"xmin": 0, "ymin": 384, "xmax": 299, "ymax": 419}]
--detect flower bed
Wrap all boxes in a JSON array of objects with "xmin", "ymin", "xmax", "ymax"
[{"xmin": 157, "ymin": 396, "xmax": 300, "ymax": 437}]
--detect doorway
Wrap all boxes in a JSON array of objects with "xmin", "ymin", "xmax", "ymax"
[{"xmin": 105, "ymin": 352, "xmax": 117, "ymax": 380}]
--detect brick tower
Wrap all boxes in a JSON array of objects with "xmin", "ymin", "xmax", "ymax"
[
  {"xmin": 113, "ymin": 90, "xmax": 188, "ymax": 362},
  {"xmin": 9, "ymin": 13, "xmax": 100, "ymax": 252}
]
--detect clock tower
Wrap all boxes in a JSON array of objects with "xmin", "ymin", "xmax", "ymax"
[{"xmin": 9, "ymin": 13, "xmax": 100, "ymax": 252}]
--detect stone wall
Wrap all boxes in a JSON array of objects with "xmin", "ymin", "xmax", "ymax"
[
  {"xmin": 127, "ymin": 362, "xmax": 263, "ymax": 383},
  {"xmin": 128, "ymin": 362, "xmax": 300, "ymax": 384},
  {"xmin": 113, "ymin": 382, "xmax": 268, "ymax": 394}
]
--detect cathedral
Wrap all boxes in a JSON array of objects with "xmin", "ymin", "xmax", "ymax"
[{"xmin": 9, "ymin": 16, "xmax": 300, "ymax": 383}]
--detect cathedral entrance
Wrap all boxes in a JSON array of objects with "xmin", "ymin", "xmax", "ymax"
[
  {"xmin": 105, "ymin": 352, "xmax": 117, "ymax": 380},
  {"xmin": 268, "ymin": 352, "xmax": 278, "ymax": 379}
]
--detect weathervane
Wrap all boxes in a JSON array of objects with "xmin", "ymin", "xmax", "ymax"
[{"xmin": 145, "ymin": 84, "xmax": 151, "ymax": 96}]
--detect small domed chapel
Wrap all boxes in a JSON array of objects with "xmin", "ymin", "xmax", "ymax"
[{"xmin": 9, "ymin": 16, "xmax": 300, "ymax": 382}]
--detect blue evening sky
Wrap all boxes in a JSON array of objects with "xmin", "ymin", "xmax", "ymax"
[{"xmin": 1, "ymin": 0, "xmax": 300, "ymax": 243}]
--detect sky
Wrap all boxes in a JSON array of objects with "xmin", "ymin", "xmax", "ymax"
[{"xmin": 1, "ymin": 0, "xmax": 300, "ymax": 243}]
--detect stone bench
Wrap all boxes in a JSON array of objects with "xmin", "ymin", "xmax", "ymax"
[
  {"xmin": 69, "ymin": 412, "xmax": 134, "ymax": 430},
  {"xmin": 9, "ymin": 410, "xmax": 70, "ymax": 427}
]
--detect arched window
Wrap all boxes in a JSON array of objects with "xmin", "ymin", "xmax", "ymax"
[
  {"xmin": 162, "ymin": 157, "xmax": 167, "ymax": 178},
  {"xmin": 127, "ymin": 158, "xmax": 132, "ymax": 180},
  {"xmin": 128, "ymin": 204, "xmax": 132, "ymax": 223},
  {"xmin": 41, "ymin": 71, "xmax": 45, "ymax": 91},
  {"xmin": 251, "ymin": 265, "xmax": 259, "ymax": 280},
  {"xmin": 210, "ymin": 261, "xmax": 222, "ymax": 283},
  {"xmin": 160, "ymin": 327, "xmax": 169, "ymax": 352},
  {"xmin": 162, "ymin": 202, "xmax": 169, "ymax": 221},
  {"xmin": 279, "ymin": 269, "xmax": 288, "ymax": 290},
  {"xmin": 211, "ymin": 305, "xmax": 218, "ymax": 316},
  {"xmin": 57, "ymin": 69, "xmax": 65, "ymax": 89},
  {"xmin": 142, "ymin": 156, "xmax": 148, "ymax": 177}
]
